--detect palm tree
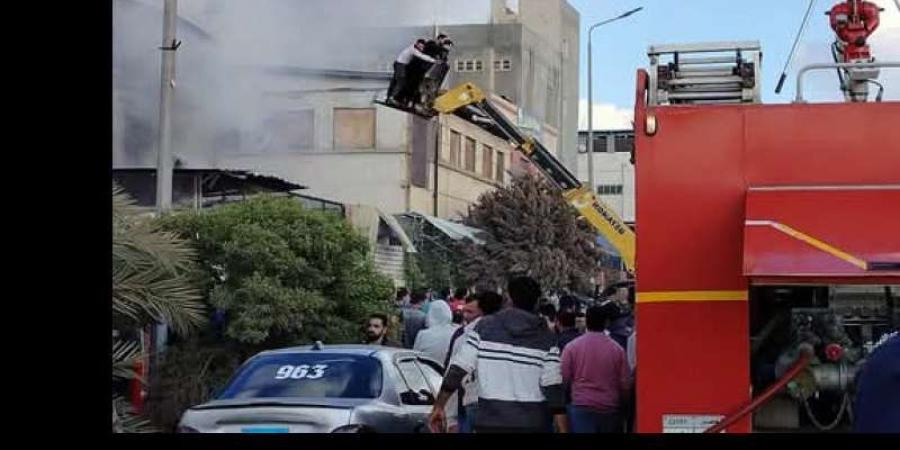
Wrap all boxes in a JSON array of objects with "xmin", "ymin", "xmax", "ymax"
[{"xmin": 112, "ymin": 184, "xmax": 206, "ymax": 432}]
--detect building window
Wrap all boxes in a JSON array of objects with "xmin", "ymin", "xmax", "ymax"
[
  {"xmin": 465, "ymin": 137, "xmax": 477, "ymax": 172},
  {"xmin": 482, "ymin": 145, "xmax": 494, "ymax": 179},
  {"xmin": 493, "ymin": 59, "xmax": 512, "ymax": 72},
  {"xmin": 595, "ymin": 135, "xmax": 609, "ymax": 152},
  {"xmin": 496, "ymin": 151, "xmax": 505, "ymax": 183},
  {"xmin": 578, "ymin": 135, "xmax": 610, "ymax": 153},
  {"xmin": 333, "ymin": 108, "xmax": 375, "ymax": 149},
  {"xmin": 597, "ymin": 184, "xmax": 624, "ymax": 195},
  {"xmin": 579, "ymin": 133, "xmax": 635, "ymax": 153},
  {"xmin": 450, "ymin": 130, "xmax": 462, "ymax": 166},
  {"xmin": 456, "ymin": 59, "xmax": 484, "ymax": 72},
  {"xmin": 615, "ymin": 134, "xmax": 635, "ymax": 153},
  {"xmin": 264, "ymin": 109, "xmax": 315, "ymax": 151}
]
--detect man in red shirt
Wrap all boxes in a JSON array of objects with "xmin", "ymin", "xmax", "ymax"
[
  {"xmin": 560, "ymin": 304, "xmax": 632, "ymax": 433},
  {"xmin": 447, "ymin": 287, "xmax": 468, "ymax": 315}
]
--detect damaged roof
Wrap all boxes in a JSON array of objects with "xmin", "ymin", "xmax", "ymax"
[{"xmin": 400, "ymin": 212, "xmax": 487, "ymax": 245}]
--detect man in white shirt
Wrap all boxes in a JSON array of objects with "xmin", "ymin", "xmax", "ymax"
[
  {"xmin": 442, "ymin": 291, "xmax": 504, "ymax": 432},
  {"xmin": 387, "ymin": 39, "xmax": 437, "ymax": 107}
]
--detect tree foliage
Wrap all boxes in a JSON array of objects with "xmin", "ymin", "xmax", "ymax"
[
  {"xmin": 113, "ymin": 186, "xmax": 206, "ymax": 334},
  {"xmin": 461, "ymin": 174, "xmax": 601, "ymax": 294},
  {"xmin": 160, "ymin": 195, "xmax": 395, "ymax": 348},
  {"xmin": 112, "ymin": 184, "xmax": 206, "ymax": 432},
  {"xmin": 147, "ymin": 196, "xmax": 396, "ymax": 430}
]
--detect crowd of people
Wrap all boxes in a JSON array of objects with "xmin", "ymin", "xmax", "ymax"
[
  {"xmin": 361, "ymin": 275, "xmax": 900, "ymax": 434},
  {"xmin": 361, "ymin": 276, "xmax": 637, "ymax": 434}
]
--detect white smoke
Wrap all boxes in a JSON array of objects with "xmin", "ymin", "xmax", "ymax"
[{"xmin": 113, "ymin": 0, "xmax": 492, "ymax": 168}]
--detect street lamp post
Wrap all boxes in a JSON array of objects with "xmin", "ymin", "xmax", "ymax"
[{"xmin": 586, "ymin": 7, "xmax": 643, "ymax": 195}]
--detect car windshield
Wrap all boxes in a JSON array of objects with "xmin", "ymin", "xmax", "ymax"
[{"xmin": 217, "ymin": 353, "xmax": 383, "ymax": 400}]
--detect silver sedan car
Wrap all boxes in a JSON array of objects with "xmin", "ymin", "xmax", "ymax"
[{"xmin": 177, "ymin": 344, "xmax": 447, "ymax": 433}]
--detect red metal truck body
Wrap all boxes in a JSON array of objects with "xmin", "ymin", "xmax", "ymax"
[{"xmin": 632, "ymin": 69, "xmax": 900, "ymax": 432}]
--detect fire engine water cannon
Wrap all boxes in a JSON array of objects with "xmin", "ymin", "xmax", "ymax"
[
  {"xmin": 828, "ymin": 0, "xmax": 883, "ymax": 101},
  {"xmin": 777, "ymin": 0, "xmax": 900, "ymax": 103}
]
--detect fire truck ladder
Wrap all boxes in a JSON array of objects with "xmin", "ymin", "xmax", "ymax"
[
  {"xmin": 648, "ymin": 41, "xmax": 762, "ymax": 106},
  {"xmin": 430, "ymin": 83, "xmax": 636, "ymax": 272}
]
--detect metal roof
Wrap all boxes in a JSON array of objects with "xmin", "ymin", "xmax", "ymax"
[
  {"xmin": 400, "ymin": 212, "xmax": 487, "ymax": 245},
  {"xmin": 112, "ymin": 168, "xmax": 307, "ymax": 192}
]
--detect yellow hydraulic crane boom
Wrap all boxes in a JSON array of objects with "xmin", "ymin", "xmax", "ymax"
[{"xmin": 432, "ymin": 83, "xmax": 636, "ymax": 272}]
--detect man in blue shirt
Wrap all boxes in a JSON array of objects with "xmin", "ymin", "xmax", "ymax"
[{"xmin": 853, "ymin": 332, "xmax": 899, "ymax": 432}]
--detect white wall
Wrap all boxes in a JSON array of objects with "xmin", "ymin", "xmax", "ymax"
[
  {"xmin": 577, "ymin": 151, "xmax": 635, "ymax": 223},
  {"xmin": 216, "ymin": 80, "xmax": 413, "ymax": 214},
  {"xmin": 220, "ymin": 151, "xmax": 410, "ymax": 214}
]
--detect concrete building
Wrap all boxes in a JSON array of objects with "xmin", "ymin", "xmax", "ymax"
[
  {"xmin": 577, "ymin": 129, "xmax": 635, "ymax": 224},
  {"xmin": 112, "ymin": 0, "xmax": 581, "ymax": 275},
  {"xmin": 114, "ymin": 0, "xmax": 562, "ymax": 292},
  {"xmin": 113, "ymin": 0, "xmax": 566, "ymax": 221},
  {"xmin": 210, "ymin": 67, "xmax": 516, "ymax": 221},
  {"xmin": 432, "ymin": 0, "xmax": 581, "ymax": 172}
]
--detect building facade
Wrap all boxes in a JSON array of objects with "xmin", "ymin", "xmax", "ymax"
[
  {"xmin": 203, "ymin": 67, "xmax": 514, "ymax": 221},
  {"xmin": 114, "ymin": 0, "xmax": 578, "ymax": 222},
  {"xmin": 435, "ymin": 0, "xmax": 580, "ymax": 172},
  {"xmin": 577, "ymin": 129, "xmax": 636, "ymax": 224}
]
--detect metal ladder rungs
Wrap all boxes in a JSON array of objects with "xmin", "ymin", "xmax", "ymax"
[
  {"xmin": 674, "ymin": 70, "xmax": 737, "ymax": 78},
  {"xmin": 667, "ymin": 83, "xmax": 746, "ymax": 92},
  {"xmin": 675, "ymin": 56, "xmax": 740, "ymax": 65},
  {"xmin": 675, "ymin": 65, "xmax": 738, "ymax": 74},
  {"xmin": 648, "ymin": 40, "xmax": 762, "ymax": 105},
  {"xmin": 666, "ymin": 91, "xmax": 745, "ymax": 100},
  {"xmin": 667, "ymin": 76, "xmax": 746, "ymax": 86}
]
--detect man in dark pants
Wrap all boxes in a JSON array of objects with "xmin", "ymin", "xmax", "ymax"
[
  {"xmin": 539, "ymin": 302, "xmax": 558, "ymax": 332},
  {"xmin": 387, "ymin": 39, "xmax": 436, "ymax": 107},
  {"xmin": 399, "ymin": 289, "xmax": 428, "ymax": 348},
  {"xmin": 561, "ymin": 304, "xmax": 632, "ymax": 433},
  {"xmin": 556, "ymin": 311, "xmax": 582, "ymax": 352},
  {"xmin": 428, "ymin": 276, "xmax": 567, "ymax": 433},
  {"xmin": 403, "ymin": 34, "xmax": 452, "ymax": 109},
  {"xmin": 423, "ymin": 34, "xmax": 451, "ymax": 60}
]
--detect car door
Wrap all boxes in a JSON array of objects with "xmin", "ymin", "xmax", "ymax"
[
  {"xmin": 394, "ymin": 357, "xmax": 435, "ymax": 433},
  {"xmin": 416, "ymin": 357, "xmax": 445, "ymax": 397},
  {"xmin": 416, "ymin": 357, "xmax": 453, "ymax": 432}
]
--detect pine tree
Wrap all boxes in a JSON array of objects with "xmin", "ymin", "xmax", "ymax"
[{"xmin": 462, "ymin": 173, "xmax": 601, "ymax": 294}]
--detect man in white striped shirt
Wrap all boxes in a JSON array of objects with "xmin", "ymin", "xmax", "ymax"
[
  {"xmin": 386, "ymin": 39, "xmax": 437, "ymax": 107},
  {"xmin": 428, "ymin": 276, "xmax": 567, "ymax": 433}
]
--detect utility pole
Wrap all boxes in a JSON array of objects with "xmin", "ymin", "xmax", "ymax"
[
  {"xmin": 586, "ymin": 7, "xmax": 643, "ymax": 194},
  {"xmin": 156, "ymin": 0, "xmax": 179, "ymax": 214}
]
